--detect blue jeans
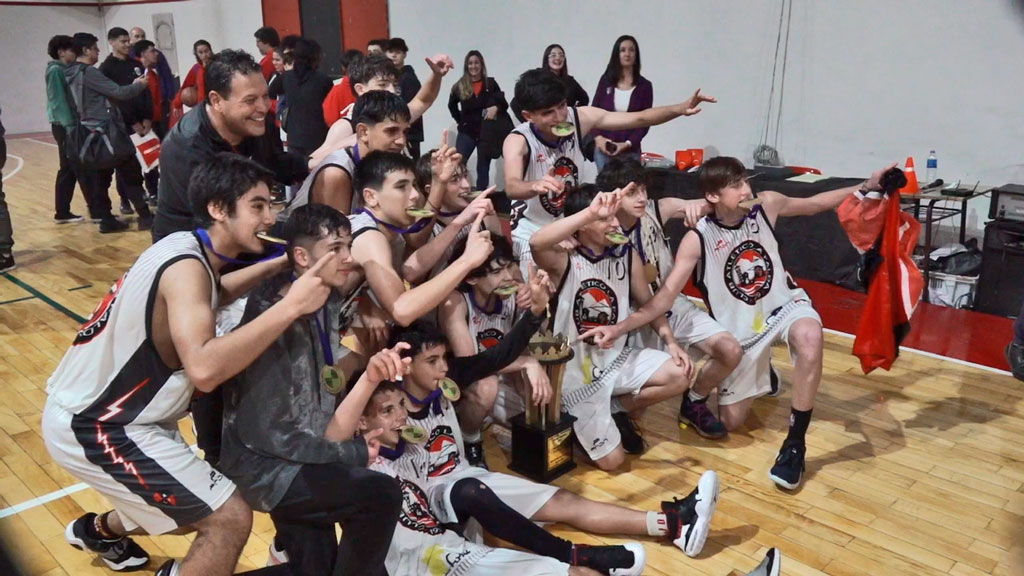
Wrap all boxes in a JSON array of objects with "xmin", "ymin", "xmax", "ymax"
[{"xmin": 455, "ymin": 131, "xmax": 491, "ymax": 190}]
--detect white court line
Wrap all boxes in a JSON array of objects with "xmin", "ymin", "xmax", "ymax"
[
  {"xmin": 2, "ymin": 153, "xmax": 24, "ymax": 181},
  {"xmin": 26, "ymin": 138, "xmax": 59, "ymax": 149},
  {"xmin": 0, "ymin": 482, "xmax": 89, "ymax": 519}
]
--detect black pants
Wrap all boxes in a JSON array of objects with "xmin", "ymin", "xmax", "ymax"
[
  {"xmin": 51, "ymin": 124, "xmax": 88, "ymax": 217},
  {"xmin": 97, "ymin": 154, "xmax": 152, "ymax": 218},
  {"xmin": 271, "ymin": 462, "xmax": 401, "ymax": 576}
]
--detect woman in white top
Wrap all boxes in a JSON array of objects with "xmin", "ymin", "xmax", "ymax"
[{"xmin": 590, "ymin": 35, "xmax": 653, "ymax": 170}]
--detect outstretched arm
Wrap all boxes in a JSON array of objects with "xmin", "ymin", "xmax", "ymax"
[
  {"xmin": 578, "ymin": 88, "xmax": 716, "ymax": 135},
  {"xmin": 408, "ymin": 54, "xmax": 454, "ymax": 122},
  {"xmin": 760, "ymin": 163, "xmax": 894, "ymax": 224}
]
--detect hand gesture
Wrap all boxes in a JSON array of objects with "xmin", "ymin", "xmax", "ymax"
[
  {"xmin": 576, "ymin": 324, "xmax": 622, "ymax": 349},
  {"xmin": 529, "ymin": 167, "xmax": 565, "ymax": 196},
  {"xmin": 679, "ymin": 88, "xmax": 717, "ymax": 116},
  {"xmin": 425, "ymin": 54, "xmax": 455, "ymax": 77},
  {"xmin": 527, "ymin": 263, "xmax": 552, "ymax": 315},
  {"xmin": 588, "ymin": 188, "xmax": 624, "ymax": 221},
  {"xmin": 359, "ymin": 299, "xmax": 392, "ymax": 355},
  {"xmin": 666, "ymin": 341, "xmax": 694, "ymax": 380},
  {"xmin": 363, "ymin": 427, "xmax": 384, "ymax": 466},
  {"xmin": 284, "ymin": 251, "xmax": 335, "ymax": 317},
  {"xmin": 523, "ymin": 359, "xmax": 553, "ymax": 406},
  {"xmin": 431, "ymin": 130, "xmax": 462, "ymax": 183},
  {"xmin": 679, "ymin": 199, "xmax": 713, "ymax": 227},
  {"xmin": 864, "ymin": 162, "xmax": 900, "ymax": 192},
  {"xmin": 556, "ymin": 237, "xmax": 580, "ymax": 253},
  {"xmin": 461, "ymin": 212, "xmax": 494, "ymax": 266},
  {"xmin": 484, "ymin": 106, "xmax": 499, "ymax": 120},
  {"xmin": 452, "ymin": 187, "xmax": 496, "ymax": 227},
  {"xmin": 366, "ymin": 342, "xmax": 412, "ymax": 385}
]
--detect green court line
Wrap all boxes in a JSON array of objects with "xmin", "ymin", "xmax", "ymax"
[{"xmin": 2, "ymin": 274, "xmax": 87, "ymax": 324}]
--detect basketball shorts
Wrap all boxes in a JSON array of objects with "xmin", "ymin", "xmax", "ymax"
[
  {"xmin": 631, "ymin": 295, "xmax": 727, "ymax": 352},
  {"xmin": 467, "ymin": 548, "xmax": 569, "ymax": 575}
]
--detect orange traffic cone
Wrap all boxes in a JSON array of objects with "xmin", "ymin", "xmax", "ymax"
[{"xmin": 899, "ymin": 156, "xmax": 919, "ymax": 194}]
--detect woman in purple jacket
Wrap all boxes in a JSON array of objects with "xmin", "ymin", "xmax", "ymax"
[{"xmin": 591, "ymin": 35, "xmax": 652, "ymax": 169}]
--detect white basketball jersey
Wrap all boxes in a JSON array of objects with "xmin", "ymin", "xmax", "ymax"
[
  {"xmin": 278, "ymin": 147, "xmax": 357, "ymax": 222},
  {"xmin": 509, "ymin": 108, "xmax": 585, "ymax": 245},
  {"xmin": 694, "ymin": 206, "xmax": 809, "ymax": 341},
  {"xmin": 628, "ymin": 200, "xmax": 675, "ymax": 295},
  {"xmin": 464, "ymin": 291, "xmax": 518, "ymax": 352},
  {"xmin": 46, "ymin": 232, "xmax": 216, "ymax": 425},
  {"xmin": 429, "ymin": 220, "xmax": 470, "ymax": 279},
  {"xmin": 552, "ymin": 247, "xmax": 634, "ymax": 403},
  {"xmin": 408, "ymin": 395, "xmax": 470, "ymax": 482},
  {"xmin": 350, "ymin": 210, "xmax": 407, "ymax": 274},
  {"xmin": 371, "ymin": 453, "xmax": 490, "ymax": 576}
]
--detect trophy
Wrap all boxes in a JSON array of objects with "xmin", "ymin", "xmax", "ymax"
[{"xmin": 509, "ymin": 329, "xmax": 577, "ymax": 483}]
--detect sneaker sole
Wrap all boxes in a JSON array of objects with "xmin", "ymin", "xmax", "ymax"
[
  {"xmin": 675, "ymin": 470, "xmax": 719, "ymax": 557},
  {"xmin": 0, "ymin": 265, "xmax": 15, "ymax": 274},
  {"xmin": 769, "ymin": 467, "xmax": 803, "ymax": 490},
  {"xmin": 609, "ymin": 541, "xmax": 646, "ymax": 576},
  {"xmin": 65, "ymin": 520, "xmax": 149, "ymax": 572},
  {"xmin": 54, "ymin": 218, "xmax": 85, "ymax": 224},
  {"xmin": 745, "ymin": 547, "xmax": 781, "ymax": 576},
  {"xmin": 678, "ymin": 413, "xmax": 728, "ymax": 439}
]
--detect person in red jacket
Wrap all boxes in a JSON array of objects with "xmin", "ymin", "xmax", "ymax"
[
  {"xmin": 254, "ymin": 26, "xmax": 279, "ymax": 82},
  {"xmin": 322, "ymin": 49, "xmax": 363, "ymax": 127},
  {"xmin": 170, "ymin": 39, "xmax": 212, "ymax": 127}
]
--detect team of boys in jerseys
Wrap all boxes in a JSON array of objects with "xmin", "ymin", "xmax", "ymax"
[{"xmin": 41, "ymin": 45, "xmax": 894, "ymax": 576}]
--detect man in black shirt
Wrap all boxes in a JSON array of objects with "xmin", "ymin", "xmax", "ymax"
[
  {"xmin": 386, "ymin": 38, "xmax": 424, "ymax": 159},
  {"xmin": 98, "ymin": 27, "xmax": 155, "ymax": 228},
  {"xmin": 154, "ymin": 49, "xmax": 307, "ymax": 242}
]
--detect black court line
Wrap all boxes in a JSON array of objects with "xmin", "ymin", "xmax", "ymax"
[
  {"xmin": 2, "ymin": 274, "xmax": 87, "ymax": 324},
  {"xmin": 68, "ymin": 284, "xmax": 93, "ymax": 292},
  {"xmin": 0, "ymin": 296, "xmax": 35, "ymax": 306}
]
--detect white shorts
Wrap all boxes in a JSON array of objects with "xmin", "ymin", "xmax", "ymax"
[
  {"xmin": 511, "ymin": 234, "xmax": 534, "ymax": 281},
  {"xmin": 718, "ymin": 299, "xmax": 822, "ymax": 406},
  {"xmin": 42, "ymin": 401, "xmax": 236, "ymax": 535},
  {"xmin": 566, "ymin": 347, "xmax": 672, "ymax": 461},
  {"xmin": 468, "ymin": 548, "xmax": 569, "ymax": 576},
  {"xmin": 631, "ymin": 295, "xmax": 727, "ymax": 352},
  {"xmin": 429, "ymin": 467, "xmax": 558, "ymax": 525}
]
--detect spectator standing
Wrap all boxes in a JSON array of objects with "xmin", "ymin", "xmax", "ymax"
[
  {"xmin": 270, "ymin": 38, "xmax": 333, "ymax": 160},
  {"xmin": 254, "ymin": 26, "xmax": 280, "ymax": 81},
  {"xmin": 170, "ymin": 39, "xmax": 213, "ymax": 127},
  {"xmin": 322, "ymin": 49, "xmax": 363, "ymax": 127},
  {"xmin": 45, "ymin": 35, "xmax": 86, "ymax": 223},
  {"xmin": 447, "ymin": 50, "xmax": 507, "ymax": 190},
  {"xmin": 386, "ymin": 38, "xmax": 424, "ymax": 159},
  {"xmin": 0, "ymin": 108, "xmax": 14, "ymax": 273},
  {"xmin": 591, "ymin": 35, "xmax": 652, "ymax": 169}
]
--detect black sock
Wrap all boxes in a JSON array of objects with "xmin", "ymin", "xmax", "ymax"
[
  {"xmin": 85, "ymin": 512, "xmax": 117, "ymax": 540},
  {"xmin": 786, "ymin": 408, "xmax": 812, "ymax": 446},
  {"xmin": 449, "ymin": 478, "xmax": 572, "ymax": 563}
]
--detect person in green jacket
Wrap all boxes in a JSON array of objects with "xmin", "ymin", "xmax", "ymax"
[{"xmin": 45, "ymin": 34, "xmax": 87, "ymax": 224}]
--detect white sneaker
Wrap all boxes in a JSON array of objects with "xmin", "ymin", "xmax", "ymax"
[
  {"xmin": 745, "ymin": 547, "xmax": 781, "ymax": 576},
  {"xmin": 266, "ymin": 541, "xmax": 289, "ymax": 566},
  {"xmin": 609, "ymin": 542, "xmax": 646, "ymax": 576},
  {"xmin": 663, "ymin": 469, "xmax": 719, "ymax": 557}
]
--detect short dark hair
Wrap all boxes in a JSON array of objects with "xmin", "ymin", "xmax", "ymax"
[
  {"xmin": 340, "ymin": 49, "xmax": 363, "ymax": 73},
  {"xmin": 189, "ymin": 153, "xmax": 275, "ymax": 228},
  {"xmin": 367, "ymin": 38, "xmax": 390, "ymax": 51},
  {"xmin": 389, "ymin": 320, "xmax": 448, "ymax": 359},
  {"xmin": 282, "ymin": 204, "xmax": 351, "ymax": 267},
  {"xmin": 254, "ymin": 26, "xmax": 280, "ymax": 47},
  {"xmin": 289, "ymin": 37, "xmax": 322, "ymax": 71},
  {"xmin": 387, "ymin": 38, "xmax": 409, "ymax": 53},
  {"xmin": 353, "ymin": 151, "xmax": 416, "ymax": 210},
  {"xmin": 352, "ymin": 90, "xmax": 411, "ymax": 128},
  {"xmin": 514, "ymin": 68, "xmax": 568, "ymax": 113},
  {"xmin": 206, "ymin": 49, "xmax": 262, "ymax": 99},
  {"xmin": 564, "ymin": 183, "xmax": 601, "ymax": 218},
  {"xmin": 133, "ymin": 39, "xmax": 156, "ymax": 56},
  {"xmin": 596, "ymin": 156, "xmax": 648, "ymax": 192},
  {"xmin": 451, "ymin": 232, "xmax": 515, "ymax": 284},
  {"xmin": 414, "ymin": 152, "xmax": 433, "ymax": 193},
  {"xmin": 697, "ymin": 156, "xmax": 747, "ymax": 197},
  {"xmin": 107, "ymin": 27, "xmax": 129, "ymax": 42},
  {"xmin": 366, "ymin": 380, "xmax": 403, "ymax": 414},
  {"xmin": 72, "ymin": 32, "xmax": 98, "ymax": 56},
  {"xmin": 47, "ymin": 35, "xmax": 75, "ymax": 60},
  {"xmin": 348, "ymin": 53, "xmax": 398, "ymax": 96}
]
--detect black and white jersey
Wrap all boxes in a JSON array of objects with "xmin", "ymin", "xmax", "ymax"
[
  {"xmin": 278, "ymin": 147, "xmax": 357, "ymax": 222},
  {"xmin": 464, "ymin": 291, "xmax": 518, "ymax": 352}
]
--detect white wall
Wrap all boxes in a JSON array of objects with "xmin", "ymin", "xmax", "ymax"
[
  {"xmin": 0, "ymin": 0, "xmax": 262, "ymax": 135},
  {"xmin": 390, "ymin": 0, "xmax": 1024, "ymax": 238}
]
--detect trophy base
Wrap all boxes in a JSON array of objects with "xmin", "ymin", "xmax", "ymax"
[{"xmin": 508, "ymin": 411, "xmax": 577, "ymax": 483}]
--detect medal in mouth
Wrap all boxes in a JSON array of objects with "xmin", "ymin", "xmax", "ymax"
[
  {"xmin": 256, "ymin": 231, "xmax": 288, "ymax": 245},
  {"xmin": 551, "ymin": 122, "xmax": 575, "ymax": 137},
  {"xmin": 406, "ymin": 208, "xmax": 436, "ymax": 219},
  {"xmin": 605, "ymin": 231, "xmax": 629, "ymax": 245},
  {"xmin": 400, "ymin": 425, "xmax": 427, "ymax": 443}
]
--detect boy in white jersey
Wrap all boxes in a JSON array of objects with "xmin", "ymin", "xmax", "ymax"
[
  {"xmin": 504, "ymin": 68, "xmax": 716, "ymax": 276},
  {"xmin": 596, "ymin": 157, "xmax": 740, "ymax": 440},
  {"xmin": 585, "ymin": 156, "xmax": 892, "ymax": 490},
  {"xmin": 309, "ymin": 52, "xmax": 454, "ymax": 167},
  {"xmin": 531, "ymin": 184, "xmax": 694, "ymax": 469},
  {"xmin": 43, "ymin": 154, "xmax": 334, "ymax": 575}
]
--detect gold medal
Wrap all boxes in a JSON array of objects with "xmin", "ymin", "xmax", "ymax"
[
  {"xmin": 644, "ymin": 262, "xmax": 659, "ymax": 284},
  {"xmin": 439, "ymin": 377, "xmax": 461, "ymax": 401},
  {"xmin": 494, "ymin": 285, "xmax": 519, "ymax": 297},
  {"xmin": 321, "ymin": 365, "xmax": 345, "ymax": 394},
  {"xmin": 552, "ymin": 122, "xmax": 575, "ymax": 137},
  {"xmin": 400, "ymin": 425, "xmax": 427, "ymax": 444},
  {"xmin": 605, "ymin": 232, "xmax": 629, "ymax": 245}
]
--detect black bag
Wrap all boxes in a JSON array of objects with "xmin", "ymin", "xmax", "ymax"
[{"xmin": 65, "ymin": 66, "xmax": 135, "ymax": 170}]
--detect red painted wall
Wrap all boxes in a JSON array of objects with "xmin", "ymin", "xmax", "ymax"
[
  {"xmin": 262, "ymin": 0, "xmax": 302, "ymax": 39},
  {"xmin": 340, "ymin": 0, "xmax": 388, "ymax": 51}
]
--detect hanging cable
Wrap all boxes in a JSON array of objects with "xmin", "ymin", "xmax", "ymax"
[{"xmin": 773, "ymin": 0, "xmax": 794, "ymax": 148}]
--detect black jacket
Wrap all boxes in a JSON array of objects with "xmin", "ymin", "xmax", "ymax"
[
  {"xmin": 98, "ymin": 55, "xmax": 152, "ymax": 128},
  {"xmin": 447, "ymin": 77, "xmax": 508, "ymax": 140},
  {"xmin": 272, "ymin": 67, "xmax": 333, "ymax": 150},
  {"xmin": 397, "ymin": 65, "xmax": 424, "ymax": 143},
  {"xmin": 153, "ymin": 103, "xmax": 308, "ymax": 241}
]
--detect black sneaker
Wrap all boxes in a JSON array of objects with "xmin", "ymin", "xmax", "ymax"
[
  {"xmin": 464, "ymin": 440, "xmax": 489, "ymax": 469},
  {"xmin": 769, "ymin": 440, "xmax": 806, "ymax": 490},
  {"xmin": 137, "ymin": 215, "xmax": 154, "ymax": 232},
  {"xmin": 155, "ymin": 559, "xmax": 179, "ymax": 576},
  {"xmin": 745, "ymin": 547, "xmax": 782, "ymax": 576},
  {"xmin": 680, "ymin": 395, "xmax": 728, "ymax": 439},
  {"xmin": 65, "ymin": 513, "xmax": 150, "ymax": 571},
  {"xmin": 662, "ymin": 469, "xmax": 719, "ymax": 557},
  {"xmin": 145, "ymin": 193, "xmax": 158, "ymax": 207},
  {"xmin": 1006, "ymin": 341, "xmax": 1024, "ymax": 382},
  {"xmin": 120, "ymin": 201, "xmax": 134, "ymax": 215},
  {"xmin": 766, "ymin": 364, "xmax": 782, "ymax": 397},
  {"xmin": 271, "ymin": 187, "xmax": 287, "ymax": 205},
  {"xmin": 100, "ymin": 218, "xmax": 130, "ymax": 234},
  {"xmin": 612, "ymin": 411, "xmax": 646, "ymax": 454},
  {"xmin": 54, "ymin": 212, "xmax": 85, "ymax": 224},
  {"xmin": 0, "ymin": 253, "xmax": 14, "ymax": 274},
  {"xmin": 572, "ymin": 542, "xmax": 646, "ymax": 576}
]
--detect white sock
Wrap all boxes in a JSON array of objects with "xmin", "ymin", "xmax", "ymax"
[
  {"xmin": 688, "ymin": 389, "xmax": 707, "ymax": 403},
  {"xmin": 646, "ymin": 511, "xmax": 668, "ymax": 536},
  {"xmin": 463, "ymin": 430, "xmax": 482, "ymax": 444}
]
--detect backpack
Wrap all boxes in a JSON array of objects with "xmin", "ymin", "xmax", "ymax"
[{"xmin": 64, "ymin": 63, "xmax": 134, "ymax": 170}]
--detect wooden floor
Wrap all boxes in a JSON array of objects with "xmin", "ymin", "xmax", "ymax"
[{"xmin": 2, "ymin": 136, "xmax": 1023, "ymax": 575}]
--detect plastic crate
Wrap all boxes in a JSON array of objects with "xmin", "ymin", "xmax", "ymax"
[{"xmin": 928, "ymin": 271, "xmax": 978, "ymax": 309}]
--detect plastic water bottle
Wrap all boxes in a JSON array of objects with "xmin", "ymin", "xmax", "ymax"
[{"xmin": 926, "ymin": 150, "xmax": 938, "ymax": 184}]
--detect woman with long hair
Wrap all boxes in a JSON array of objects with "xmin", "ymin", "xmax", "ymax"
[
  {"xmin": 591, "ymin": 35, "xmax": 652, "ymax": 169},
  {"xmin": 447, "ymin": 50, "xmax": 507, "ymax": 190},
  {"xmin": 169, "ymin": 39, "xmax": 212, "ymax": 127},
  {"xmin": 511, "ymin": 44, "xmax": 589, "ymax": 122}
]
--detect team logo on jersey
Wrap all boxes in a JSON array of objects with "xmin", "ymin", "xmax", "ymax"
[
  {"xmin": 476, "ymin": 328, "xmax": 504, "ymax": 350},
  {"xmin": 425, "ymin": 425, "xmax": 460, "ymax": 478},
  {"xmin": 572, "ymin": 279, "xmax": 619, "ymax": 333},
  {"xmin": 398, "ymin": 479, "xmax": 445, "ymax": 535},
  {"xmin": 509, "ymin": 201, "xmax": 527, "ymax": 231},
  {"xmin": 74, "ymin": 273, "xmax": 127, "ymax": 346},
  {"xmin": 337, "ymin": 286, "xmax": 362, "ymax": 335},
  {"xmin": 724, "ymin": 240, "xmax": 774, "ymax": 304},
  {"xmin": 539, "ymin": 157, "xmax": 579, "ymax": 216}
]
